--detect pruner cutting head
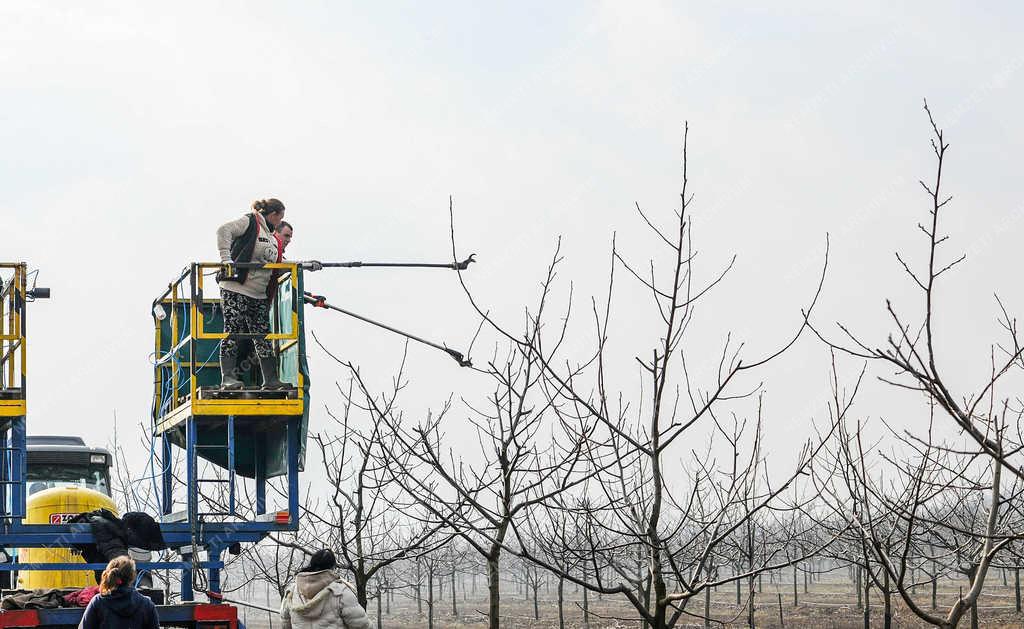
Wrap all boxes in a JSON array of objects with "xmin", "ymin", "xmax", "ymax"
[
  {"xmin": 445, "ymin": 347, "xmax": 473, "ymax": 368},
  {"xmin": 454, "ymin": 254, "xmax": 477, "ymax": 271},
  {"xmin": 304, "ymin": 292, "xmax": 328, "ymax": 308}
]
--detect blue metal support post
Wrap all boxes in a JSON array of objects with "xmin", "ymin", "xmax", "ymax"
[
  {"xmin": 0, "ymin": 430, "xmax": 8, "ymax": 517},
  {"xmin": 208, "ymin": 546, "xmax": 222, "ymax": 599},
  {"xmin": 227, "ymin": 416, "xmax": 236, "ymax": 516},
  {"xmin": 180, "ymin": 552, "xmax": 193, "ymax": 602},
  {"xmin": 161, "ymin": 434, "xmax": 173, "ymax": 516},
  {"xmin": 288, "ymin": 417, "xmax": 299, "ymax": 522},
  {"xmin": 186, "ymin": 417, "xmax": 197, "ymax": 524},
  {"xmin": 11, "ymin": 417, "xmax": 25, "ymax": 520}
]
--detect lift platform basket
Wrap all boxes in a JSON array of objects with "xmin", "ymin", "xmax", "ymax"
[{"xmin": 152, "ymin": 262, "xmax": 310, "ymax": 479}]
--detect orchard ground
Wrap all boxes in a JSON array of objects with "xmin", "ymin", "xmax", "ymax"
[{"xmin": 233, "ymin": 574, "xmax": 1024, "ymax": 628}]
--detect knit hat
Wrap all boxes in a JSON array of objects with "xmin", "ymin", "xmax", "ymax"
[{"xmin": 302, "ymin": 549, "xmax": 336, "ymax": 573}]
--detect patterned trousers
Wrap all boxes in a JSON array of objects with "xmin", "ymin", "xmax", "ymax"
[{"xmin": 220, "ymin": 290, "xmax": 273, "ymax": 360}]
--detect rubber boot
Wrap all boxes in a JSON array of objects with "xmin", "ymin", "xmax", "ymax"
[
  {"xmin": 259, "ymin": 356, "xmax": 289, "ymax": 390},
  {"xmin": 220, "ymin": 353, "xmax": 243, "ymax": 390}
]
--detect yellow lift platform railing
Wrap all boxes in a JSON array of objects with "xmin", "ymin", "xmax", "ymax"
[
  {"xmin": 0, "ymin": 263, "xmax": 28, "ymax": 419},
  {"xmin": 152, "ymin": 262, "xmax": 307, "ymax": 434}
]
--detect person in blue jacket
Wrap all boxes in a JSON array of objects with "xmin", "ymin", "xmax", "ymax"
[{"xmin": 79, "ymin": 556, "xmax": 159, "ymax": 629}]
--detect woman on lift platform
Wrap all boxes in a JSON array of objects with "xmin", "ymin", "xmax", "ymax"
[{"xmin": 215, "ymin": 198, "xmax": 289, "ymax": 390}]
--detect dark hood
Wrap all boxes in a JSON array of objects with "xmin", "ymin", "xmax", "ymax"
[{"xmin": 100, "ymin": 586, "xmax": 142, "ymax": 617}]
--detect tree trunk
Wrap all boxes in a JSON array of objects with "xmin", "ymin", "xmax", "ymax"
[
  {"xmin": 883, "ymin": 570, "xmax": 891, "ymax": 629},
  {"xmin": 857, "ymin": 566, "xmax": 862, "ymax": 609},
  {"xmin": 557, "ymin": 575, "xmax": 565, "ymax": 629},
  {"xmin": 428, "ymin": 568, "xmax": 435, "ymax": 629},
  {"xmin": 704, "ymin": 580, "xmax": 711, "ymax": 628},
  {"xmin": 416, "ymin": 561, "xmax": 423, "ymax": 616},
  {"xmin": 863, "ymin": 580, "xmax": 871, "ymax": 629},
  {"xmin": 1015, "ymin": 567, "xmax": 1021, "ymax": 613},
  {"xmin": 533, "ymin": 583, "xmax": 539, "ymax": 620},
  {"xmin": 355, "ymin": 576, "xmax": 369, "ymax": 610},
  {"xmin": 583, "ymin": 579, "xmax": 590, "ymax": 629},
  {"xmin": 644, "ymin": 578, "xmax": 654, "ymax": 629},
  {"xmin": 266, "ymin": 582, "xmax": 273, "ymax": 629},
  {"xmin": 747, "ymin": 523, "xmax": 755, "ymax": 629},
  {"xmin": 966, "ymin": 565, "xmax": 980, "ymax": 629},
  {"xmin": 747, "ymin": 573, "xmax": 755, "ymax": 629},
  {"xmin": 451, "ymin": 569, "xmax": 458, "ymax": 618},
  {"xmin": 376, "ymin": 585, "xmax": 383, "ymax": 629},
  {"xmin": 793, "ymin": 564, "xmax": 798, "ymax": 607},
  {"xmin": 487, "ymin": 555, "xmax": 501, "ymax": 629}
]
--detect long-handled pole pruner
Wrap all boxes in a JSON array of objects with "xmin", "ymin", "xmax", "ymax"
[
  {"xmin": 201, "ymin": 589, "xmax": 279, "ymax": 613},
  {"xmin": 304, "ymin": 291, "xmax": 472, "ymax": 367},
  {"xmin": 297, "ymin": 254, "xmax": 476, "ymax": 271}
]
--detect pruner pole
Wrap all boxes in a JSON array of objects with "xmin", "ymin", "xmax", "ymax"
[
  {"xmin": 298, "ymin": 254, "xmax": 476, "ymax": 271},
  {"xmin": 304, "ymin": 292, "xmax": 472, "ymax": 367},
  {"xmin": 201, "ymin": 590, "xmax": 279, "ymax": 613}
]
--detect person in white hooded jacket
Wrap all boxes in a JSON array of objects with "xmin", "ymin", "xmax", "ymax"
[{"xmin": 280, "ymin": 550, "xmax": 370, "ymax": 629}]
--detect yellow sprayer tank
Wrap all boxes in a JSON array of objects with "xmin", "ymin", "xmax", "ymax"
[{"xmin": 19, "ymin": 486, "xmax": 117, "ymax": 589}]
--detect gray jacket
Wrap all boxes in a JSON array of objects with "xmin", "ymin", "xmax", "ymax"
[
  {"xmin": 216, "ymin": 212, "xmax": 281, "ymax": 300},
  {"xmin": 281, "ymin": 570, "xmax": 370, "ymax": 629}
]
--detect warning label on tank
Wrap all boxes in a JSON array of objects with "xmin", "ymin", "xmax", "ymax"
[{"xmin": 49, "ymin": 513, "xmax": 77, "ymax": 524}]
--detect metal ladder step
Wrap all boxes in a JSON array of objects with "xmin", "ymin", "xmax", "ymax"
[{"xmin": 189, "ymin": 417, "xmax": 236, "ymax": 518}]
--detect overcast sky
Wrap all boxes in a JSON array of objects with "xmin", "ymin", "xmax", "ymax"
[{"xmin": 5, "ymin": 2, "xmax": 1023, "ymax": 497}]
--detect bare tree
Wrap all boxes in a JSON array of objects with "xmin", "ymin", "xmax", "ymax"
[
  {"xmin": 443, "ymin": 124, "xmax": 839, "ymax": 629},
  {"xmin": 244, "ymin": 532, "xmax": 309, "ymax": 600},
  {"xmin": 812, "ymin": 102, "xmax": 1024, "ymax": 629},
  {"xmin": 352, "ymin": 320, "xmax": 596, "ymax": 629},
  {"xmin": 812, "ymin": 100, "xmax": 1024, "ymax": 478},
  {"xmin": 303, "ymin": 357, "xmax": 451, "ymax": 608}
]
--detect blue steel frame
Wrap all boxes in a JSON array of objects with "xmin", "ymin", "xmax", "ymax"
[
  {"xmin": 0, "ymin": 261, "xmax": 305, "ymax": 607},
  {"xmin": 0, "ymin": 423, "xmax": 301, "ymax": 602}
]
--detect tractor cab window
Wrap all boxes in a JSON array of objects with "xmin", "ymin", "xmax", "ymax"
[{"xmin": 26, "ymin": 464, "xmax": 111, "ymax": 497}]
